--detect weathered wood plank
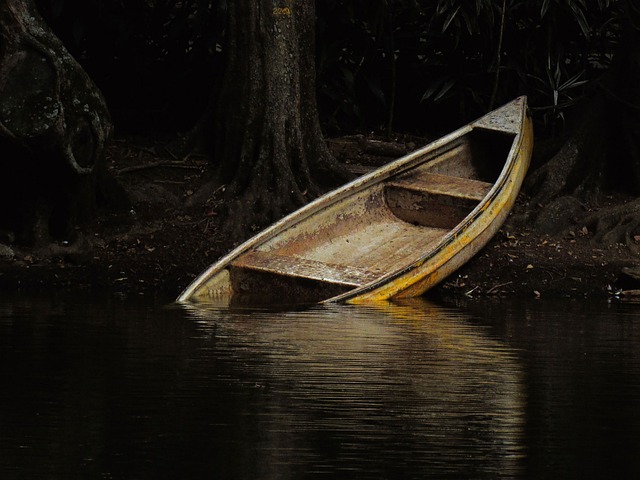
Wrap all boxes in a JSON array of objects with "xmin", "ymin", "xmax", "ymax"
[
  {"xmin": 232, "ymin": 250, "xmax": 383, "ymax": 286},
  {"xmin": 387, "ymin": 172, "xmax": 492, "ymax": 202}
]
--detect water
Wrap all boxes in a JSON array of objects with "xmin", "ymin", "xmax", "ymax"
[{"xmin": 1, "ymin": 294, "xmax": 639, "ymax": 479}]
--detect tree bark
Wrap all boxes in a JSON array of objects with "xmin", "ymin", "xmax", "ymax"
[
  {"xmin": 213, "ymin": 0, "xmax": 352, "ymax": 239},
  {"xmin": 0, "ymin": 0, "xmax": 113, "ymax": 244}
]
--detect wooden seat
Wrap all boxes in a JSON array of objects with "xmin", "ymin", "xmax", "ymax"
[
  {"xmin": 384, "ymin": 172, "xmax": 493, "ymax": 229},
  {"xmin": 231, "ymin": 250, "xmax": 383, "ymax": 287},
  {"xmin": 386, "ymin": 172, "xmax": 492, "ymax": 202}
]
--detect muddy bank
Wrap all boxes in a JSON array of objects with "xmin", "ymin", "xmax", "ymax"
[{"xmin": 1, "ymin": 135, "xmax": 639, "ymax": 303}]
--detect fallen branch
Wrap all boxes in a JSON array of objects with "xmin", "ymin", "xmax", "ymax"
[
  {"xmin": 465, "ymin": 285, "xmax": 479, "ymax": 297},
  {"xmin": 486, "ymin": 281, "xmax": 513, "ymax": 294}
]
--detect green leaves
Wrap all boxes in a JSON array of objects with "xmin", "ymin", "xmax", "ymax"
[
  {"xmin": 420, "ymin": 0, "xmax": 618, "ymax": 129},
  {"xmin": 421, "ymin": 76, "xmax": 456, "ymax": 104},
  {"xmin": 34, "ymin": 0, "xmax": 622, "ymax": 136},
  {"xmin": 315, "ymin": 0, "xmax": 621, "ymax": 134},
  {"xmin": 437, "ymin": 0, "xmax": 496, "ymax": 35}
]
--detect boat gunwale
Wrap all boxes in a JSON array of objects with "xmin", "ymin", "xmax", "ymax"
[
  {"xmin": 178, "ymin": 120, "xmax": 470, "ymax": 301},
  {"xmin": 328, "ymin": 110, "xmax": 532, "ymax": 303},
  {"xmin": 176, "ymin": 97, "xmax": 530, "ymax": 304}
]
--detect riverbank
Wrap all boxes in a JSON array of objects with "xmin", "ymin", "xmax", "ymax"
[{"xmin": 1, "ymin": 135, "xmax": 639, "ymax": 302}]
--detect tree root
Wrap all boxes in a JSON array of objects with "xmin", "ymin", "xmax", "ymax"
[
  {"xmin": 584, "ymin": 198, "xmax": 640, "ymax": 250},
  {"xmin": 525, "ymin": 139, "xmax": 580, "ymax": 206}
]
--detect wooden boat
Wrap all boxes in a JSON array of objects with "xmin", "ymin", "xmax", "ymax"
[{"xmin": 177, "ymin": 97, "xmax": 533, "ymax": 305}]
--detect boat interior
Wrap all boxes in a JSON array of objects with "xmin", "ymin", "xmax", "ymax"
[{"xmin": 226, "ymin": 128, "xmax": 517, "ymax": 303}]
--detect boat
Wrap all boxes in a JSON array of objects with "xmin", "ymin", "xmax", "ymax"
[{"xmin": 177, "ymin": 97, "xmax": 533, "ymax": 305}]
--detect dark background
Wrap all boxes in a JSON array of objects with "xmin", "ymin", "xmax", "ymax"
[{"xmin": 33, "ymin": 0, "xmax": 621, "ymax": 138}]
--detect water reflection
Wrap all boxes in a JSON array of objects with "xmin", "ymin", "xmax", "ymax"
[
  {"xmin": 453, "ymin": 298, "xmax": 640, "ymax": 479},
  {"xmin": 2, "ymin": 294, "xmax": 639, "ymax": 479},
  {"xmin": 184, "ymin": 298, "xmax": 526, "ymax": 479}
]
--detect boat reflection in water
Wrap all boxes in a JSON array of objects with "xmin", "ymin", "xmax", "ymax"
[{"xmin": 183, "ymin": 298, "xmax": 526, "ymax": 478}]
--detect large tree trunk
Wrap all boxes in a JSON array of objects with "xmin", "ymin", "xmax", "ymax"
[
  {"xmin": 0, "ymin": 0, "xmax": 113, "ymax": 245},
  {"xmin": 213, "ymin": 0, "xmax": 352, "ymax": 239}
]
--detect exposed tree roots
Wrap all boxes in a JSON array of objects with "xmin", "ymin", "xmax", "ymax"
[
  {"xmin": 524, "ymin": 90, "xmax": 640, "ymax": 251},
  {"xmin": 584, "ymin": 199, "xmax": 640, "ymax": 250}
]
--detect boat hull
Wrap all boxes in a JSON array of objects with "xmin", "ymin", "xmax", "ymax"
[
  {"xmin": 177, "ymin": 97, "xmax": 533, "ymax": 305},
  {"xmin": 338, "ymin": 114, "xmax": 533, "ymax": 304}
]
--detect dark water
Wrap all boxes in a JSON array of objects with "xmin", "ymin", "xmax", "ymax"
[{"xmin": 1, "ymin": 294, "xmax": 639, "ymax": 479}]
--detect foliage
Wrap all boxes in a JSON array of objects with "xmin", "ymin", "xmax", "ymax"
[
  {"xmin": 32, "ymin": 0, "xmax": 621, "ymax": 136},
  {"xmin": 315, "ymin": 0, "xmax": 396, "ymax": 132},
  {"xmin": 316, "ymin": 0, "xmax": 621, "ymax": 134},
  {"xmin": 504, "ymin": 0, "xmax": 620, "ymax": 133}
]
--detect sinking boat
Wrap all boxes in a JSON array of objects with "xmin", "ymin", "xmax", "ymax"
[{"xmin": 177, "ymin": 97, "xmax": 533, "ymax": 305}]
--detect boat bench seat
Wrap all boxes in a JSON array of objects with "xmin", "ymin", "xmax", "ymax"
[
  {"xmin": 231, "ymin": 250, "xmax": 383, "ymax": 287},
  {"xmin": 385, "ymin": 172, "xmax": 493, "ymax": 229},
  {"xmin": 386, "ymin": 172, "xmax": 492, "ymax": 202}
]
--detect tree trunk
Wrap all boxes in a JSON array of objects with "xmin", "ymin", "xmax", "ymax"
[
  {"xmin": 213, "ymin": 0, "xmax": 353, "ymax": 240},
  {"xmin": 0, "ymin": 0, "xmax": 113, "ymax": 245}
]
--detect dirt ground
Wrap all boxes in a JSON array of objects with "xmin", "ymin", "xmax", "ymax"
[{"xmin": 2, "ymin": 134, "xmax": 640, "ymax": 303}]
